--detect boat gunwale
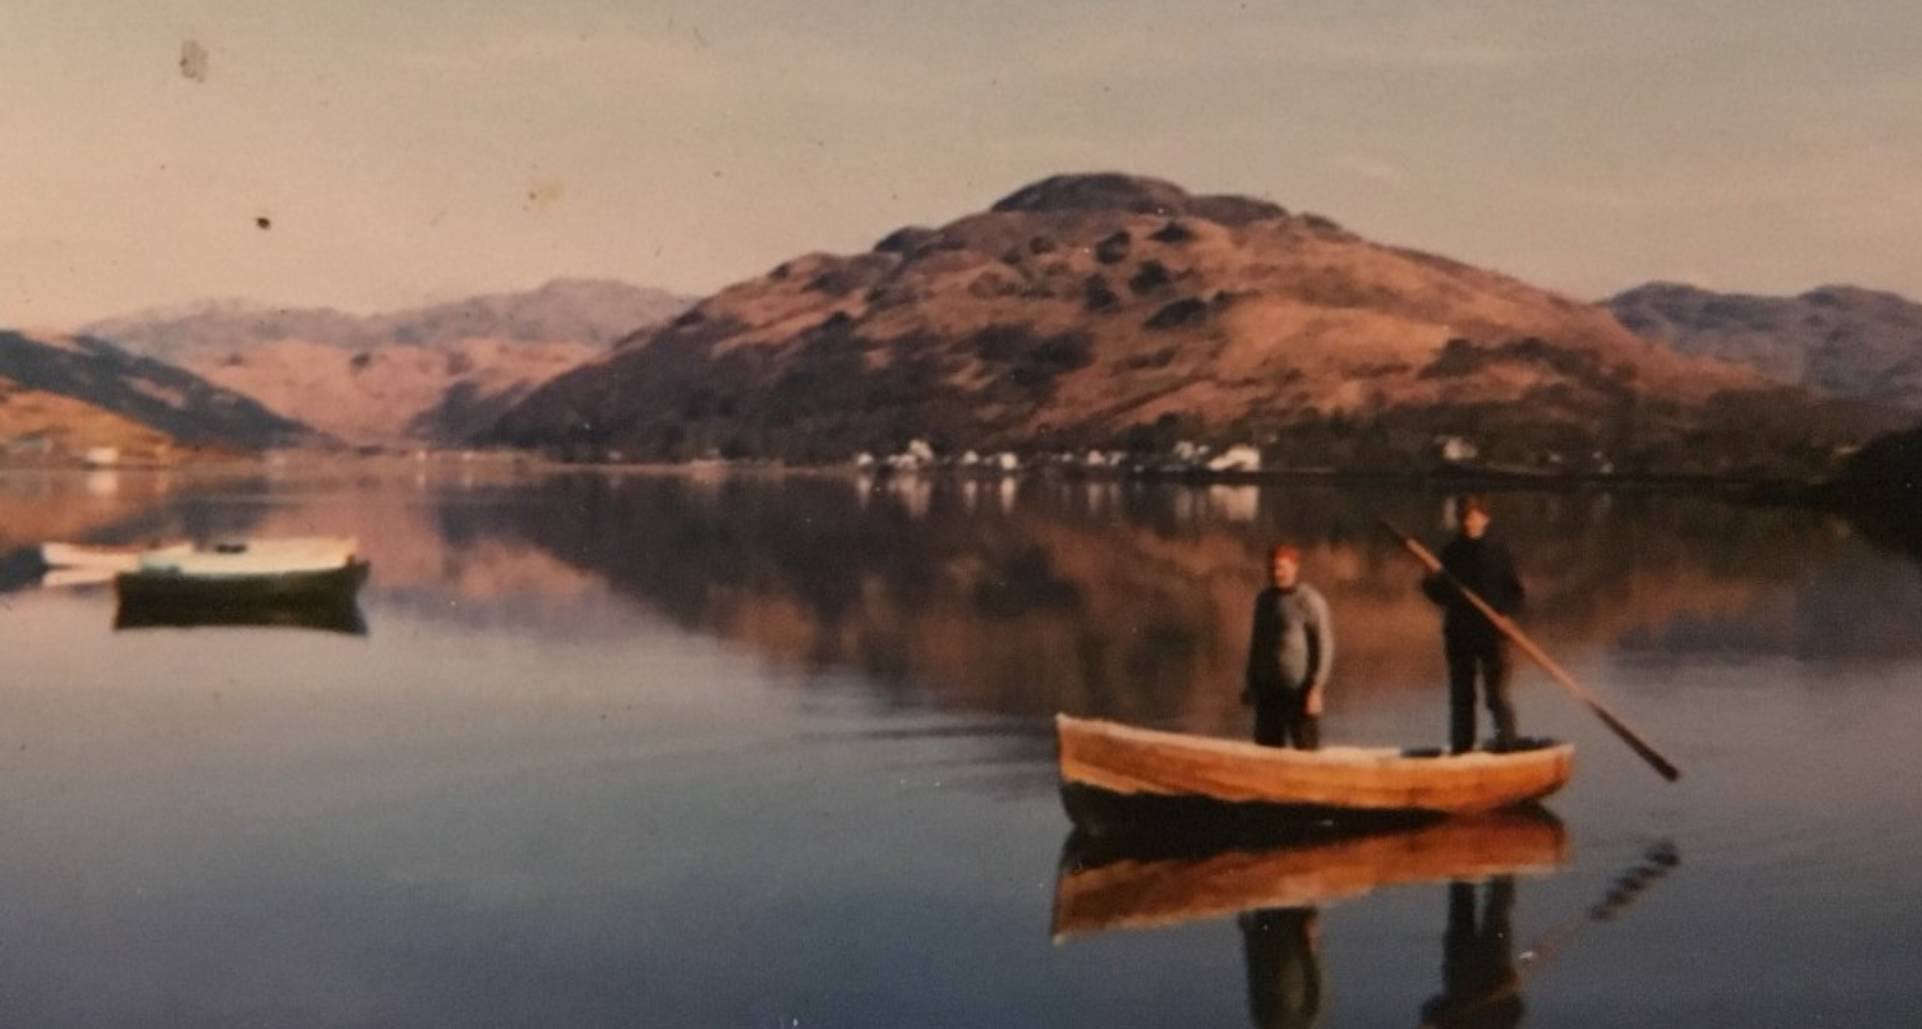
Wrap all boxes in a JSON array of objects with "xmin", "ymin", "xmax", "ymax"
[{"xmin": 1058, "ymin": 714, "xmax": 1572, "ymax": 772}]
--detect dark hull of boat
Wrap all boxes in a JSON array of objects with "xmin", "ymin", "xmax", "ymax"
[
  {"xmin": 114, "ymin": 560, "xmax": 371, "ymax": 607},
  {"xmin": 114, "ymin": 595, "xmax": 368, "ymax": 635},
  {"xmin": 1061, "ymin": 783, "xmax": 1445, "ymax": 841}
]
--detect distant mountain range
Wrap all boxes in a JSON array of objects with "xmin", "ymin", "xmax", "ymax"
[
  {"xmin": 81, "ymin": 279, "xmax": 690, "ymax": 445},
  {"xmin": 0, "ymin": 330, "xmax": 312, "ymax": 459},
  {"xmin": 487, "ymin": 173, "xmax": 1883, "ymax": 479},
  {"xmin": 25, "ymin": 186, "xmax": 1915, "ymax": 482},
  {"xmin": 1608, "ymin": 283, "xmax": 1922, "ymax": 410}
]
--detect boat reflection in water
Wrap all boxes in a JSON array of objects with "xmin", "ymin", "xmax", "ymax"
[
  {"xmin": 1052, "ymin": 809, "xmax": 1567, "ymax": 939},
  {"xmin": 1053, "ymin": 811, "xmax": 1569, "ymax": 1029}
]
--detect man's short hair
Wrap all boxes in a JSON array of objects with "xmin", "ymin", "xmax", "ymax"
[
  {"xmin": 1454, "ymin": 495, "xmax": 1489, "ymax": 519},
  {"xmin": 1269, "ymin": 543, "xmax": 1301, "ymax": 563}
]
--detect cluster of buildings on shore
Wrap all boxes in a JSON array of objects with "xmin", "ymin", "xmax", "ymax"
[
  {"xmin": 852, "ymin": 439, "xmax": 1266, "ymax": 476},
  {"xmin": 0, "ymin": 435, "xmax": 140, "ymax": 468},
  {"xmin": 847, "ymin": 435, "xmax": 1641, "ymax": 480}
]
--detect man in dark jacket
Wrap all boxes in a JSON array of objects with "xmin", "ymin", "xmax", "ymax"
[
  {"xmin": 1422, "ymin": 497, "xmax": 1525, "ymax": 753},
  {"xmin": 1244, "ymin": 544, "xmax": 1335, "ymax": 749}
]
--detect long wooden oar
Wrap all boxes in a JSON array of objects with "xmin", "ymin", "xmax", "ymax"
[{"xmin": 1379, "ymin": 519, "xmax": 1682, "ymax": 782}]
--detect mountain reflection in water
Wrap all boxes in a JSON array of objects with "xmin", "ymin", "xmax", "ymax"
[
  {"xmin": 18, "ymin": 468, "xmax": 1922, "ymax": 720},
  {"xmin": 477, "ymin": 471, "xmax": 1913, "ymax": 731},
  {"xmin": 18, "ymin": 463, "xmax": 1922, "ymax": 703}
]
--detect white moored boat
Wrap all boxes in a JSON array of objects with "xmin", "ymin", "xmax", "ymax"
[
  {"xmin": 41, "ymin": 540, "xmax": 192, "ymax": 573},
  {"xmin": 115, "ymin": 537, "xmax": 369, "ymax": 609},
  {"xmin": 135, "ymin": 537, "xmax": 360, "ymax": 578}
]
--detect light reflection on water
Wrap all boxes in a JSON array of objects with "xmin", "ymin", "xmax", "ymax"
[{"xmin": 0, "ymin": 468, "xmax": 1918, "ymax": 1027}]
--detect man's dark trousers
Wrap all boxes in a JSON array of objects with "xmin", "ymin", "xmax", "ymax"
[
  {"xmin": 1255, "ymin": 692, "xmax": 1320, "ymax": 750},
  {"xmin": 1446, "ymin": 638, "xmax": 1515, "ymax": 753}
]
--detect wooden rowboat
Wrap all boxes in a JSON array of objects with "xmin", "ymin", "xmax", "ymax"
[
  {"xmin": 1057, "ymin": 714, "xmax": 1572, "ymax": 831},
  {"xmin": 1052, "ymin": 809, "xmax": 1568, "ymax": 940}
]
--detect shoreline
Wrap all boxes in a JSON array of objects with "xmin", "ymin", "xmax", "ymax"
[{"xmin": 0, "ymin": 449, "xmax": 1829, "ymax": 503}]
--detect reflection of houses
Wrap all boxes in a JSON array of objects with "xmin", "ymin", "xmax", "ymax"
[
  {"xmin": 883, "ymin": 474, "xmax": 933, "ymax": 519},
  {"xmin": 1207, "ymin": 485, "xmax": 1259, "ymax": 523},
  {"xmin": 84, "ymin": 470, "xmax": 120, "ymax": 497}
]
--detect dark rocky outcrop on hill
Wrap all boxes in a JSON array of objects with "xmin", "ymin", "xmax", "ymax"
[
  {"xmin": 486, "ymin": 173, "xmax": 1885, "ymax": 479},
  {"xmin": 1609, "ymin": 282, "xmax": 1922, "ymax": 410},
  {"xmin": 990, "ymin": 172, "xmax": 1291, "ymax": 226},
  {"xmin": 0, "ymin": 330, "xmax": 313, "ymax": 455}
]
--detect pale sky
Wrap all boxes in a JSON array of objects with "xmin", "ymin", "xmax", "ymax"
[{"xmin": 4, "ymin": 0, "xmax": 1918, "ymax": 326}]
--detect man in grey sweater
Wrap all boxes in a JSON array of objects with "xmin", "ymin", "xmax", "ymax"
[{"xmin": 1243, "ymin": 544, "xmax": 1335, "ymax": 749}]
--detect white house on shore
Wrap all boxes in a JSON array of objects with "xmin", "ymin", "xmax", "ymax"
[
  {"xmin": 1437, "ymin": 436, "xmax": 1480, "ymax": 463},
  {"xmin": 1206, "ymin": 444, "xmax": 1261, "ymax": 473},
  {"xmin": 1172, "ymin": 440, "xmax": 1209, "ymax": 463}
]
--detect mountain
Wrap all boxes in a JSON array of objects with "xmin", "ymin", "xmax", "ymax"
[
  {"xmin": 82, "ymin": 279, "xmax": 691, "ymax": 445},
  {"xmin": 1608, "ymin": 283, "xmax": 1922, "ymax": 410},
  {"xmin": 83, "ymin": 278, "xmax": 690, "ymax": 359},
  {"xmin": 0, "ymin": 330, "xmax": 313, "ymax": 459},
  {"xmin": 486, "ymin": 173, "xmax": 1881, "ymax": 479}
]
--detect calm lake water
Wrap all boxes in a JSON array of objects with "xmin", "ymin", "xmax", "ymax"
[{"xmin": 2, "ymin": 466, "xmax": 1918, "ymax": 1027}]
